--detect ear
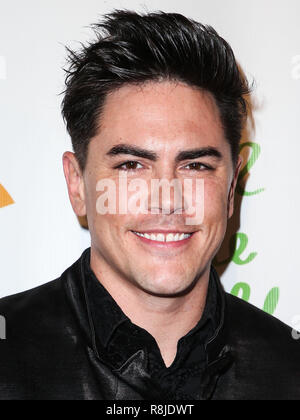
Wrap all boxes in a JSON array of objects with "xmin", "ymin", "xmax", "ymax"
[
  {"xmin": 227, "ymin": 155, "xmax": 243, "ymax": 219},
  {"xmin": 62, "ymin": 152, "xmax": 86, "ymax": 217}
]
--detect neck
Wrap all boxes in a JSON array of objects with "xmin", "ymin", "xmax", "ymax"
[{"xmin": 90, "ymin": 248, "xmax": 211, "ymax": 368}]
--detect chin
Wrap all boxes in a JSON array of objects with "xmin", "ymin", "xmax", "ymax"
[{"xmin": 139, "ymin": 278, "xmax": 192, "ymax": 297}]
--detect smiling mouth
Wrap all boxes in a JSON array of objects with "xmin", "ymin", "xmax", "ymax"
[{"xmin": 131, "ymin": 231, "xmax": 195, "ymax": 244}]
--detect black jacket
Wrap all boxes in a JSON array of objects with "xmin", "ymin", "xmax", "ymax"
[{"xmin": 0, "ymin": 249, "xmax": 300, "ymax": 400}]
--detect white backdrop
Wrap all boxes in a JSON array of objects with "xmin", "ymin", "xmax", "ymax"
[{"xmin": 1, "ymin": 0, "xmax": 300, "ymax": 329}]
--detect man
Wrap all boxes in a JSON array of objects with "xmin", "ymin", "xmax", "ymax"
[{"xmin": 0, "ymin": 10, "xmax": 299, "ymax": 401}]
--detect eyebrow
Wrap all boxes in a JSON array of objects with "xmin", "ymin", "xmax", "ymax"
[
  {"xmin": 106, "ymin": 144, "xmax": 223, "ymax": 162},
  {"xmin": 175, "ymin": 147, "xmax": 223, "ymax": 163},
  {"xmin": 106, "ymin": 144, "xmax": 158, "ymax": 161}
]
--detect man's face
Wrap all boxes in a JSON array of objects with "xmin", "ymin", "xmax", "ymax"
[{"xmin": 66, "ymin": 81, "xmax": 241, "ymax": 296}]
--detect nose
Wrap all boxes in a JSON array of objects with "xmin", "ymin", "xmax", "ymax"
[{"xmin": 148, "ymin": 166, "xmax": 184, "ymax": 215}]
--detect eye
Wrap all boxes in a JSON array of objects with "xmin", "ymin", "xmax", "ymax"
[
  {"xmin": 184, "ymin": 162, "xmax": 213, "ymax": 171},
  {"xmin": 116, "ymin": 161, "xmax": 143, "ymax": 171}
]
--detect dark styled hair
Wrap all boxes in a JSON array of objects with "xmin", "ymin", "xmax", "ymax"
[{"xmin": 61, "ymin": 9, "xmax": 251, "ymax": 172}]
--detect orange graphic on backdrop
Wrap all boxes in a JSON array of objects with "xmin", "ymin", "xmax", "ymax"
[{"xmin": 0, "ymin": 184, "xmax": 14, "ymax": 208}]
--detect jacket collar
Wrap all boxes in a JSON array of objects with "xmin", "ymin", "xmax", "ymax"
[
  {"xmin": 83, "ymin": 248, "xmax": 220, "ymax": 366},
  {"xmin": 62, "ymin": 248, "xmax": 233, "ymax": 399}
]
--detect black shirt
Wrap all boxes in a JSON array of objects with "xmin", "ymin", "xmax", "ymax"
[
  {"xmin": 2, "ymin": 248, "xmax": 300, "ymax": 400},
  {"xmin": 83, "ymin": 248, "xmax": 221, "ymax": 400}
]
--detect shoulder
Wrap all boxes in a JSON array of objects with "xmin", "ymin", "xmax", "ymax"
[
  {"xmin": 0, "ymin": 278, "xmax": 75, "ymax": 365},
  {"xmin": 0, "ymin": 251, "xmax": 87, "ymax": 351},
  {"xmin": 225, "ymin": 292, "xmax": 294, "ymax": 339},
  {"xmin": 0, "ymin": 278, "xmax": 67, "ymax": 332},
  {"xmin": 211, "ymin": 294, "xmax": 300, "ymax": 399},
  {"xmin": 225, "ymin": 292, "xmax": 300, "ymax": 367},
  {"xmin": 0, "ymin": 276, "xmax": 83, "ymax": 399}
]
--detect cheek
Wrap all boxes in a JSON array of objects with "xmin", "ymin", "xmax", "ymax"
[
  {"xmin": 91, "ymin": 214, "xmax": 128, "ymax": 257},
  {"xmin": 203, "ymin": 179, "xmax": 228, "ymax": 223}
]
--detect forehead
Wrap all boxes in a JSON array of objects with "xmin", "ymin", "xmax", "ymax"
[{"xmin": 94, "ymin": 81, "xmax": 227, "ymax": 154}]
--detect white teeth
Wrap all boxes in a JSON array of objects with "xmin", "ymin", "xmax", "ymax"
[
  {"xmin": 166, "ymin": 234, "xmax": 174, "ymax": 242},
  {"xmin": 157, "ymin": 234, "xmax": 165, "ymax": 242},
  {"xmin": 135, "ymin": 232, "xmax": 144, "ymax": 238},
  {"xmin": 133, "ymin": 232, "xmax": 192, "ymax": 242}
]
